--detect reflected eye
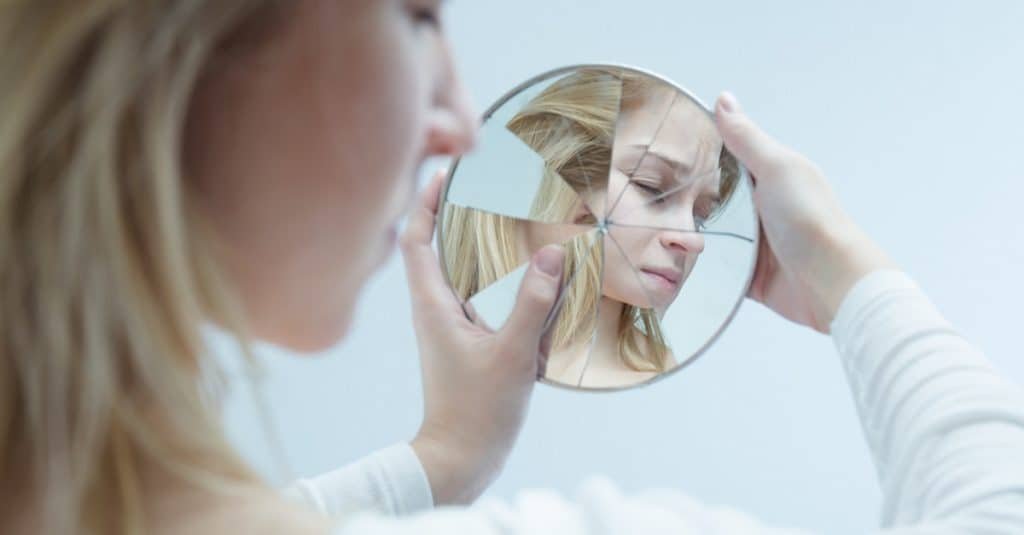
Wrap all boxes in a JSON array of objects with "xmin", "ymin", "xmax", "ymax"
[{"xmin": 630, "ymin": 180, "xmax": 666, "ymax": 203}]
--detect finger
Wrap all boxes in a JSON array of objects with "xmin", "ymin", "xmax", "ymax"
[
  {"xmin": 400, "ymin": 169, "xmax": 461, "ymax": 312},
  {"xmin": 400, "ymin": 169, "xmax": 446, "ymax": 255},
  {"xmin": 536, "ymin": 329, "xmax": 553, "ymax": 380},
  {"xmin": 714, "ymin": 92, "xmax": 796, "ymax": 180},
  {"xmin": 535, "ymin": 279, "xmax": 564, "ymax": 379},
  {"xmin": 498, "ymin": 245, "xmax": 565, "ymax": 354},
  {"xmin": 537, "ymin": 277, "xmax": 567, "ymax": 355}
]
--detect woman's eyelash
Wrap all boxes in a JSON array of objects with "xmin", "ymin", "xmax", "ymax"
[{"xmin": 630, "ymin": 180, "xmax": 665, "ymax": 199}]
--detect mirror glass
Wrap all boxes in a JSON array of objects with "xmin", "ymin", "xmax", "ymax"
[{"xmin": 438, "ymin": 65, "xmax": 758, "ymax": 390}]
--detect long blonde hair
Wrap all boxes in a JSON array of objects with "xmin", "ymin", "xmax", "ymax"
[
  {"xmin": 442, "ymin": 69, "xmax": 677, "ymax": 375},
  {"xmin": 1, "ymin": 2, "xmax": 282, "ymax": 533}
]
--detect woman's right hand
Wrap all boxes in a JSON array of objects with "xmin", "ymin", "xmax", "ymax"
[
  {"xmin": 714, "ymin": 93, "xmax": 895, "ymax": 333},
  {"xmin": 402, "ymin": 171, "xmax": 565, "ymax": 506}
]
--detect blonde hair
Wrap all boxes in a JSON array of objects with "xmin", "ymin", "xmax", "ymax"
[
  {"xmin": 443, "ymin": 69, "xmax": 698, "ymax": 375},
  {"xmin": 1, "ymin": 2, "xmax": 284, "ymax": 533}
]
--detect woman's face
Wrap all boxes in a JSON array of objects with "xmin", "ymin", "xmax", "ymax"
[
  {"xmin": 602, "ymin": 87, "xmax": 723, "ymax": 311},
  {"xmin": 186, "ymin": 0, "xmax": 475, "ymax": 351}
]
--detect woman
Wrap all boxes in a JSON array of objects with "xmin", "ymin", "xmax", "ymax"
[
  {"xmin": 2, "ymin": 1, "xmax": 1022, "ymax": 534},
  {"xmin": 443, "ymin": 68, "xmax": 739, "ymax": 387}
]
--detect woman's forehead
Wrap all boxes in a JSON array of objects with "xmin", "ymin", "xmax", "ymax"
[{"xmin": 613, "ymin": 91, "xmax": 720, "ymax": 164}]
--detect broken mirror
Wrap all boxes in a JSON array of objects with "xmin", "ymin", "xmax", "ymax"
[{"xmin": 437, "ymin": 64, "xmax": 758, "ymax": 391}]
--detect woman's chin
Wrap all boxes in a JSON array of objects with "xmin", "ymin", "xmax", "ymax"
[
  {"xmin": 289, "ymin": 327, "xmax": 350, "ymax": 355},
  {"xmin": 250, "ymin": 307, "xmax": 354, "ymax": 356}
]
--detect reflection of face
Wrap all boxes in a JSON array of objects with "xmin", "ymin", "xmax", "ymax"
[{"xmin": 603, "ymin": 87, "xmax": 723, "ymax": 310}]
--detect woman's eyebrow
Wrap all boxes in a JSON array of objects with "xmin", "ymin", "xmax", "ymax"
[{"xmin": 626, "ymin": 144, "xmax": 693, "ymax": 175}]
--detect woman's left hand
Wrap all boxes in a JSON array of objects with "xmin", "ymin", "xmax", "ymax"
[{"xmin": 402, "ymin": 170, "xmax": 565, "ymax": 505}]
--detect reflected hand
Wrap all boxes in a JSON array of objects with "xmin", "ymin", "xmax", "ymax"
[
  {"xmin": 402, "ymin": 170, "xmax": 565, "ymax": 504},
  {"xmin": 714, "ymin": 93, "xmax": 894, "ymax": 333}
]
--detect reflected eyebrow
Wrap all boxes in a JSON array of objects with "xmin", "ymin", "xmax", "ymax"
[{"xmin": 626, "ymin": 143, "xmax": 694, "ymax": 175}]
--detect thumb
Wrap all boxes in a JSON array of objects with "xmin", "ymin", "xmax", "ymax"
[
  {"xmin": 714, "ymin": 92, "xmax": 795, "ymax": 181},
  {"xmin": 498, "ymin": 245, "xmax": 565, "ymax": 352}
]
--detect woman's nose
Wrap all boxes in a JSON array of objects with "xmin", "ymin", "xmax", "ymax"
[
  {"xmin": 659, "ymin": 228, "xmax": 705, "ymax": 254},
  {"xmin": 652, "ymin": 201, "xmax": 706, "ymax": 253},
  {"xmin": 425, "ymin": 44, "xmax": 478, "ymax": 157}
]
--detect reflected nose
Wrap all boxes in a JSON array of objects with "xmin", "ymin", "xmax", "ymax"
[
  {"xmin": 656, "ymin": 203, "xmax": 706, "ymax": 254},
  {"xmin": 659, "ymin": 228, "xmax": 705, "ymax": 254},
  {"xmin": 425, "ymin": 42, "xmax": 478, "ymax": 157}
]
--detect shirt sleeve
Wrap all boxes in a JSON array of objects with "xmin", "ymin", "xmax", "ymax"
[
  {"xmin": 283, "ymin": 442, "xmax": 434, "ymax": 517},
  {"xmin": 830, "ymin": 270, "xmax": 1024, "ymax": 532},
  {"xmin": 323, "ymin": 270, "xmax": 1024, "ymax": 534}
]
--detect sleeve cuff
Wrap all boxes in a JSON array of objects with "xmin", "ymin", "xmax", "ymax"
[
  {"xmin": 284, "ymin": 442, "xmax": 434, "ymax": 517},
  {"xmin": 377, "ymin": 442, "xmax": 435, "ymax": 514}
]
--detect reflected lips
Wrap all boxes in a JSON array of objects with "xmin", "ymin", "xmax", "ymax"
[{"xmin": 640, "ymin": 267, "xmax": 681, "ymax": 291}]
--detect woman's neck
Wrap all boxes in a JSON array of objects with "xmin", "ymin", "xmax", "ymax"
[
  {"xmin": 587, "ymin": 297, "xmax": 626, "ymax": 369},
  {"xmin": 544, "ymin": 297, "xmax": 624, "ymax": 384}
]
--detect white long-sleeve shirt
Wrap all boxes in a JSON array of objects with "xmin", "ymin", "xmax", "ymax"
[{"xmin": 285, "ymin": 271, "xmax": 1024, "ymax": 533}]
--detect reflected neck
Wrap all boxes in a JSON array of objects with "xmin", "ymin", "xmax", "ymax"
[{"xmin": 582, "ymin": 297, "xmax": 625, "ymax": 371}]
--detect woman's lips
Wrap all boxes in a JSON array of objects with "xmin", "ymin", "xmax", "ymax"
[{"xmin": 640, "ymin": 267, "xmax": 682, "ymax": 292}]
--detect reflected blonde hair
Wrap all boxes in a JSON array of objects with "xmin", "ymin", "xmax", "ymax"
[
  {"xmin": 1, "ymin": 2, "xmax": 282, "ymax": 533},
  {"xmin": 444, "ymin": 69, "xmax": 686, "ymax": 374}
]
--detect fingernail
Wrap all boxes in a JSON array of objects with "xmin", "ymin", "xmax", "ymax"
[
  {"xmin": 533, "ymin": 245, "xmax": 564, "ymax": 277},
  {"xmin": 718, "ymin": 91, "xmax": 741, "ymax": 114}
]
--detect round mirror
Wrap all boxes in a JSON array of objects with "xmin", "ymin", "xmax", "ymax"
[{"xmin": 437, "ymin": 64, "xmax": 758, "ymax": 391}]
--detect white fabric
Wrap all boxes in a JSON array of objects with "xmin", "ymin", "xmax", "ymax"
[
  {"xmin": 286, "ymin": 270, "xmax": 1024, "ymax": 533},
  {"xmin": 284, "ymin": 443, "xmax": 434, "ymax": 517}
]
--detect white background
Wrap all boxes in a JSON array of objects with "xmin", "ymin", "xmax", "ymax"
[{"xmin": 223, "ymin": 2, "xmax": 1024, "ymax": 532}]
